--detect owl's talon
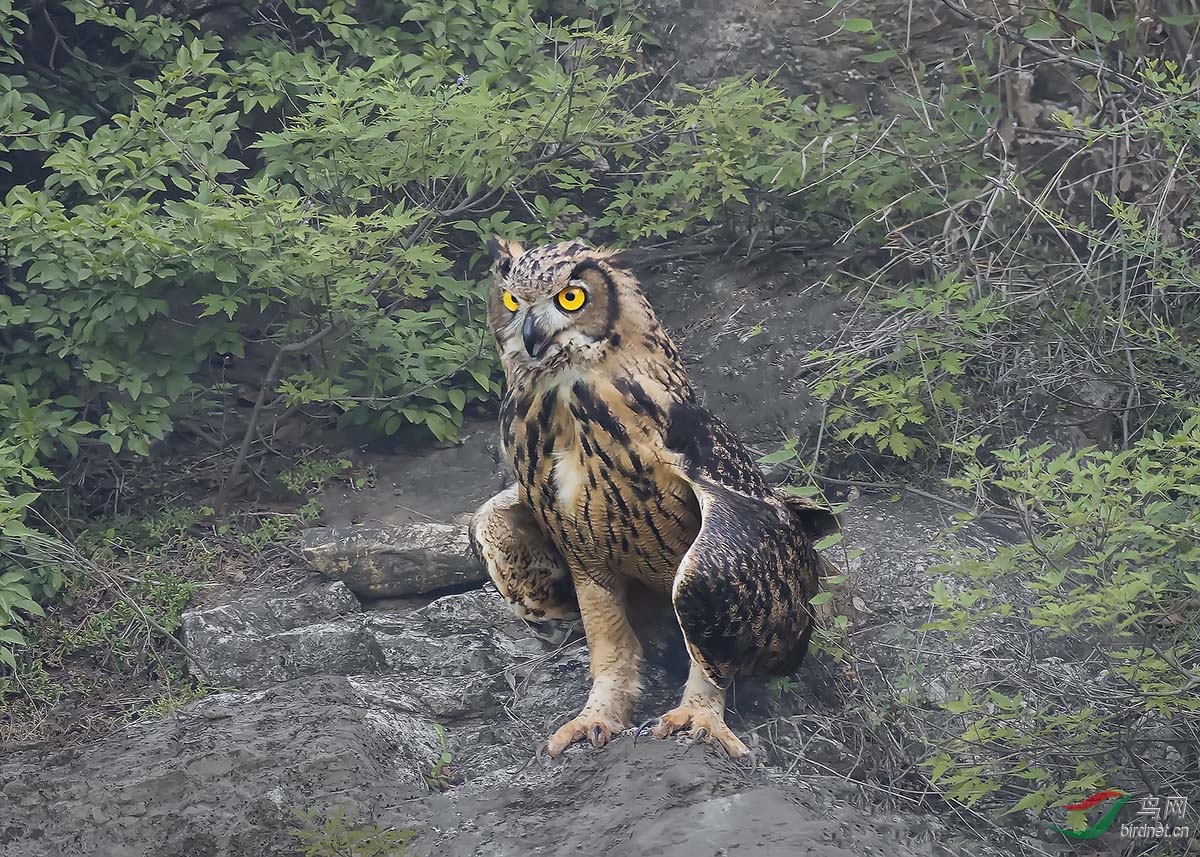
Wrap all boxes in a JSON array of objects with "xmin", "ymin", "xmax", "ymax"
[
  {"xmin": 633, "ymin": 718, "xmax": 660, "ymax": 746},
  {"xmin": 545, "ymin": 712, "xmax": 628, "ymax": 757},
  {"xmin": 649, "ymin": 704, "xmax": 750, "ymax": 759}
]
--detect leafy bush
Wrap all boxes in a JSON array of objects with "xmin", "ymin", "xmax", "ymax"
[
  {"xmin": 802, "ymin": 8, "xmax": 1200, "ymax": 475},
  {"xmin": 924, "ymin": 418, "xmax": 1200, "ymax": 817},
  {"xmin": 0, "ymin": 503, "xmax": 212, "ymax": 736},
  {"xmin": 0, "ymin": 493, "xmax": 332, "ymax": 739},
  {"xmin": 290, "ymin": 807, "xmax": 414, "ymax": 857},
  {"xmin": 786, "ymin": 0, "xmax": 1200, "ymax": 832},
  {"xmin": 278, "ymin": 455, "xmax": 353, "ymax": 495}
]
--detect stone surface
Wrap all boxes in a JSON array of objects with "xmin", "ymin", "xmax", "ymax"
[
  {"xmin": 301, "ymin": 522, "xmax": 484, "ymax": 598},
  {"xmin": 0, "ymin": 707, "xmax": 1001, "ymax": 857},
  {"xmin": 361, "ymin": 585, "xmax": 694, "ymax": 779},
  {"xmin": 407, "ymin": 738, "xmax": 986, "ymax": 857},
  {"xmin": 0, "ymin": 676, "xmax": 441, "ymax": 857},
  {"xmin": 638, "ymin": 0, "xmax": 983, "ymax": 104},
  {"xmin": 0, "ymin": 491, "xmax": 1024, "ymax": 857},
  {"xmin": 180, "ymin": 581, "xmax": 384, "ymax": 688}
]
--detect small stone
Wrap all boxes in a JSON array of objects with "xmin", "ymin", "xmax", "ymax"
[{"xmin": 301, "ymin": 522, "xmax": 483, "ymax": 598}]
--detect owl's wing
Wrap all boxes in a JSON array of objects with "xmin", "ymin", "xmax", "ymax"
[
  {"xmin": 469, "ymin": 484, "xmax": 579, "ymax": 621},
  {"xmin": 664, "ymin": 400, "xmax": 838, "ymax": 686}
]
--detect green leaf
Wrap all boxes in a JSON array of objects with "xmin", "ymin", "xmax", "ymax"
[
  {"xmin": 841, "ymin": 17, "xmax": 874, "ymax": 32},
  {"xmin": 782, "ymin": 484, "xmax": 822, "ymax": 498},
  {"xmin": 813, "ymin": 532, "xmax": 843, "ymax": 551},
  {"xmin": 758, "ymin": 441, "xmax": 797, "ymax": 465},
  {"xmin": 1023, "ymin": 19, "xmax": 1061, "ymax": 39},
  {"xmin": 860, "ymin": 49, "xmax": 897, "ymax": 63},
  {"xmin": 0, "ymin": 628, "xmax": 25, "ymax": 645},
  {"xmin": 1005, "ymin": 791, "xmax": 1050, "ymax": 815}
]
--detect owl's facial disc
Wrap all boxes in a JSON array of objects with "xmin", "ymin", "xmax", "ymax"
[{"xmin": 489, "ymin": 238, "xmax": 617, "ymax": 370}]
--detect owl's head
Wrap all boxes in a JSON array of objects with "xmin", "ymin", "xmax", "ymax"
[{"xmin": 486, "ymin": 237, "xmax": 650, "ymax": 375}]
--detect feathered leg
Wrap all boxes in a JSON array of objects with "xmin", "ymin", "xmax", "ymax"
[
  {"xmin": 469, "ymin": 485, "xmax": 578, "ymax": 621},
  {"xmin": 545, "ymin": 574, "xmax": 643, "ymax": 756},
  {"xmin": 649, "ymin": 659, "xmax": 749, "ymax": 758}
]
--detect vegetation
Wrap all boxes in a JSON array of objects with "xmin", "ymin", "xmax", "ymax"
[
  {"xmin": 0, "ymin": 482, "xmax": 330, "ymax": 741},
  {"xmin": 290, "ymin": 807, "xmax": 414, "ymax": 857},
  {"xmin": 925, "ymin": 421, "xmax": 1200, "ymax": 817},
  {"xmin": 766, "ymin": 0, "xmax": 1200, "ymax": 840},
  {"xmin": 0, "ymin": 0, "xmax": 1197, "ymax": 849}
]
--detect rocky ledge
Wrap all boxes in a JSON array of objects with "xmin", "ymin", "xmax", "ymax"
[{"xmin": 0, "ymin": 484, "xmax": 1021, "ymax": 857}]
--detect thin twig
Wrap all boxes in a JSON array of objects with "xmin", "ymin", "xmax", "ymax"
[{"xmin": 214, "ymin": 324, "xmax": 334, "ymax": 512}]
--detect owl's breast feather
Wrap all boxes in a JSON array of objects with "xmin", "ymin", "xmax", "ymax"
[{"xmin": 550, "ymin": 448, "xmax": 588, "ymax": 519}]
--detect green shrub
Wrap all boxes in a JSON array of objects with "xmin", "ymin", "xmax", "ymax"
[
  {"xmin": 278, "ymin": 455, "xmax": 353, "ymax": 496},
  {"xmin": 761, "ymin": 1, "xmax": 1200, "ymax": 832},
  {"xmin": 924, "ymin": 418, "xmax": 1200, "ymax": 817},
  {"xmin": 0, "ymin": 496, "xmax": 327, "ymax": 738},
  {"xmin": 0, "ymin": 447, "xmax": 52, "ymax": 668},
  {"xmin": 290, "ymin": 807, "xmax": 414, "ymax": 857}
]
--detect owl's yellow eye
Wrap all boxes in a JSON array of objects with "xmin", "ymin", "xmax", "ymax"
[
  {"xmin": 556, "ymin": 286, "xmax": 587, "ymax": 313},
  {"xmin": 501, "ymin": 290, "xmax": 519, "ymax": 313}
]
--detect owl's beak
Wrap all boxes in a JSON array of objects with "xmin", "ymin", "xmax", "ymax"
[{"xmin": 522, "ymin": 312, "xmax": 552, "ymax": 360}]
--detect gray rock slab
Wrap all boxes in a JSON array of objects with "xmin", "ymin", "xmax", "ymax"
[
  {"xmin": 301, "ymin": 522, "xmax": 483, "ymax": 598},
  {"xmin": 180, "ymin": 582, "xmax": 384, "ymax": 688},
  {"xmin": 0, "ymin": 676, "xmax": 440, "ymax": 857}
]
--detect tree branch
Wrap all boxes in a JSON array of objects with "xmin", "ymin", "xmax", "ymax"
[
  {"xmin": 214, "ymin": 324, "xmax": 334, "ymax": 512},
  {"xmin": 936, "ymin": 0, "xmax": 1164, "ymax": 103}
]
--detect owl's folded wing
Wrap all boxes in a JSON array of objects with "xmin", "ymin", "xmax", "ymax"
[{"xmin": 664, "ymin": 400, "xmax": 837, "ymax": 686}]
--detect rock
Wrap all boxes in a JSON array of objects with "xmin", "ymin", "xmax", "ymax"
[
  {"xmin": 0, "ymin": 496, "xmax": 1026, "ymax": 857},
  {"xmin": 0, "ymin": 698, "xmax": 1008, "ymax": 857},
  {"xmin": 180, "ymin": 582, "xmax": 385, "ymax": 688},
  {"xmin": 359, "ymin": 586, "xmax": 691, "ymax": 779},
  {"xmin": 0, "ymin": 676, "xmax": 441, "ymax": 857},
  {"xmin": 637, "ymin": 0, "xmax": 982, "ymax": 103},
  {"xmin": 301, "ymin": 522, "xmax": 484, "ymax": 598},
  {"xmin": 408, "ymin": 739, "xmax": 967, "ymax": 857}
]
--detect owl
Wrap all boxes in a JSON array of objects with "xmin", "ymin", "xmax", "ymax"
[{"xmin": 469, "ymin": 238, "xmax": 838, "ymax": 758}]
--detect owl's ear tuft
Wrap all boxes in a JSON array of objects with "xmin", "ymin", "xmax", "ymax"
[{"xmin": 488, "ymin": 235, "xmax": 522, "ymax": 277}]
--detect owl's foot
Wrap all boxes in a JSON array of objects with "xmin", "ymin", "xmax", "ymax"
[
  {"xmin": 544, "ymin": 711, "xmax": 629, "ymax": 757},
  {"xmin": 647, "ymin": 704, "xmax": 750, "ymax": 759}
]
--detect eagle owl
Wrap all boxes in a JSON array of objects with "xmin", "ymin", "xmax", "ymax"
[{"xmin": 469, "ymin": 238, "xmax": 837, "ymax": 758}]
